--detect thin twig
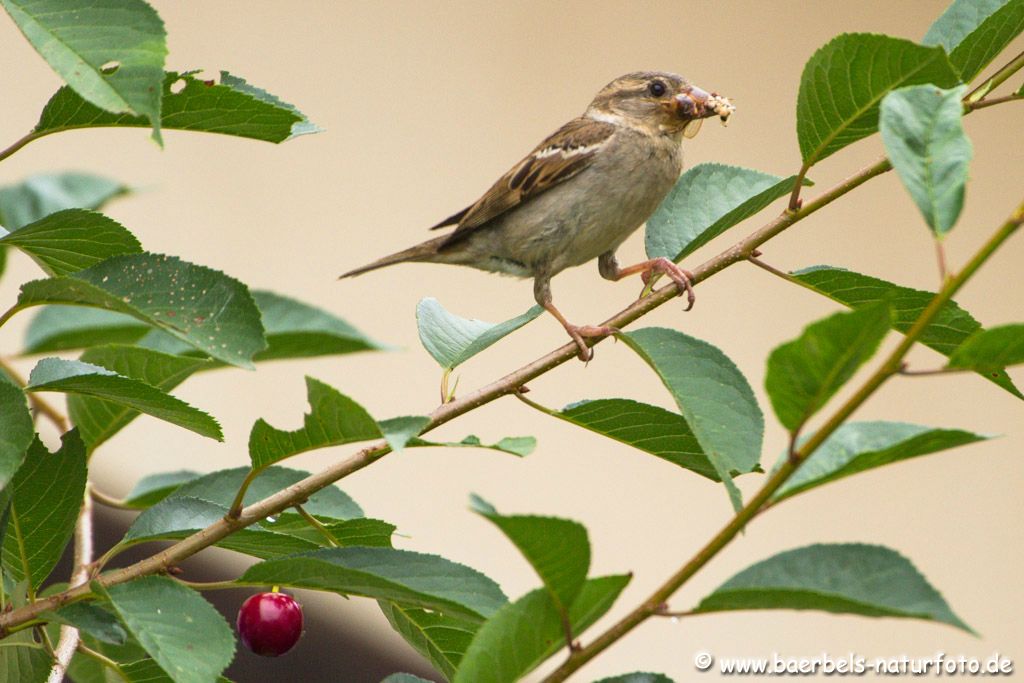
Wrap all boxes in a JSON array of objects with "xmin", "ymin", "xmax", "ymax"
[
  {"xmin": 47, "ymin": 488, "xmax": 94, "ymax": 683},
  {"xmin": 968, "ymin": 93, "xmax": 1024, "ymax": 110},
  {"xmin": 0, "ymin": 131, "xmax": 39, "ymax": 165}
]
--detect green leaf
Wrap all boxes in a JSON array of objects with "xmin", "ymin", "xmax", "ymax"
[
  {"xmin": 0, "ymin": 172, "xmax": 129, "ymax": 231},
  {"xmin": 23, "ymin": 306, "xmax": 148, "ymax": 353},
  {"xmin": 66, "ymin": 630, "xmax": 148, "ymax": 683},
  {"xmin": 27, "ymin": 358, "xmax": 222, "ymax": 441},
  {"xmin": 765, "ymin": 303, "xmax": 891, "ymax": 431},
  {"xmin": 119, "ymin": 658, "xmax": 235, "ymax": 683},
  {"xmin": 125, "ymin": 486, "xmax": 381, "ymax": 559},
  {"xmin": 646, "ymin": 164, "xmax": 809, "ymax": 262},
  {"xmin": 381, "ymin": 675, "xmax": 434, "ymax": 683},
  {"xmin": 11, "ymin": 253, "xmax": 267, "ymax": 368},
  {"xmin": 0, "ymin": 209, "xmax": 142, "ymax": 277},
  {"xmin": 250, "ymin": 290, "xmax": 387, "ymax": 360},
  {"xmin": 104, "ymin": 576, "xmax": 235, "ymax": 683},
  {"xmin": 923, "ymin": 0, "xmax": 1024, "ymax": 83},
  {"xmin": 471, "ymin": 495, "xmax": 590, "ymax": 612},
  {"xmin": 417, "ymin": 298, "xmax": 543, "ymax": 370},
  {"xmin": 694, "ymin": 543, "xmax": 972, "ymax": 632},
  {"xmin": 0, "ymin": 626, "xmax": 50, "ymax": 682},
  {"xmin": 146, "ymin": 466, "xmax": 362, "ymax": 519},
  {"xmin": 219, "ymin": 71, "xmax": 321, "ymax": 138},
  {"xmin": 793, "ymin": 265, "xmax": 1022, "ymax": 397},
  {"xmin": 453, "ymin": 574, "xmax": 630, "ymax": 683},
  {"xmin": 551, "ymin": 398, "xmax": 719, "ymax": 480},
  {"xmin": 45, "ymin": 602, "xmax": 127, "ymax": 645},
  {"xmin": 620, "ymin": 328, "xmax": 763, "ymax": 510},
  {"xmin": 248, "ymin": 377, "xmax": 381, "ymax": 470},
  {"xmin": 948, "ymin": 323, "xmax": 1024, "ymax": 370},
  {"xmin": 0, "ymin": 381, "xmax": 34, "ymax": 492},
  {"xmin": 379, "ymin": 601, "xmax": 478, "ymax": 680},
  {"xmin": 123, "ymin": 470, "xmax": 201, "ymax": 509},
  {"xmin": 124, "ymin": 496, "xmax": 320, "ymax": 560},
  {"xmin": 1, "ymin": 431, "xmax": 86, "ymax": 588},
  {"xmin": 2, "ymin": 0, "xmax": 167, "ymax": 141},
  {"xmin": 239, "ymin": 547, "xmax": 508, "ymax": 622},
  {"xmin": 22, "ymin": 288, "xmax": 378, "ymax": 361},
  {"xmin": 880, "ymin": 85, "xmax": 972, "ymax": 236},
  {"xmin": 796, "ymin": 33, "xmax": 960, "ymax": 166},
  {"xmin": 35, "ymin": 70, "xmax": 318, "ymax": 143},
  {"xmin": 67, "ymin": 345, "xmax": 214, "ymax": 449},
  {"xmin": 771, "ymin": 421, "xmax": 990, "ymax": 502},
  {"xmin": 594, "ymin": 675, "xmax": 676, "ymax": 683},
  {"xmin": 266, "ymin": 516, "xmax": 396, "ymax": 548}
]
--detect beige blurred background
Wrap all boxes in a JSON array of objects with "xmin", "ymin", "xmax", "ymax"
[{"xmin": 1, "ymin": 1, "xmax": 1022, "ymax": 680}]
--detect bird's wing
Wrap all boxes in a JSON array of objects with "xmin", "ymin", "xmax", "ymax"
[{"xmin": 433, "ymin": 117, "xmax": 616, "ymax": 247}]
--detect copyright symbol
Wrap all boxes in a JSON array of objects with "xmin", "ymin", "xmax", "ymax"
[{"xmin": 695, "ymin": 651, "xmax": 714, "ymax": 671}]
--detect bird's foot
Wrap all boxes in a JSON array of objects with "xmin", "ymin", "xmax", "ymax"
[
  {"xmin": 565, "ymin": 324, "xmax": 620, "ymax": 362},
  {"xmin": 647, "ymin": 258, "xmax": 696, "ymax": 311}
]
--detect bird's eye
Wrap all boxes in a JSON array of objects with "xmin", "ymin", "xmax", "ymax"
[{"xmin": 649, "ymin": 80, "xmax": 666, "ymax": 97}]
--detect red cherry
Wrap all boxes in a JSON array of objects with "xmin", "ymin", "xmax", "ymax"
[{"xmin": 236, "ymin": 592, "xmax": 304, "ymax": 657}]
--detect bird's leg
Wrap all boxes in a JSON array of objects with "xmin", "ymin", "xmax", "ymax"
[
  {"xmin": 598, "ymin": 252, "xmax": 696, "ymax": 311},
  {"xmin": 534, "ymin": 277, "xmax": 618, "ymax": 362}
]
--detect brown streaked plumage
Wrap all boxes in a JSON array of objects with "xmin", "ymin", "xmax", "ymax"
[{"xmin": 341, "ymin": 71, "xmax": 734, "ymax": 360}]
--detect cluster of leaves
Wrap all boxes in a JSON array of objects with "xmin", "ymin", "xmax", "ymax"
[{"xmin": 0, "ymin": 0, "xmax": 1021, "ymax": 682}]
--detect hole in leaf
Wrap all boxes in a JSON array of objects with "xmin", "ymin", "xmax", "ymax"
[
  {"xmin": 170, "ymin": 78, "xmax": 186, "ymax": 94},
  {"xmin": 100, "ymin": 61, "xmax": 121, "ymax": 75}
]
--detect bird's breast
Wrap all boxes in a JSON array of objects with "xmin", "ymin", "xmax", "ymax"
[{"xmin": 517, "ymin": 132, "xmax": 682, "ymax": 273}]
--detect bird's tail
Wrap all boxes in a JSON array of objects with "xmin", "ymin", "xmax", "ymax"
[{"xmin": 339, "ymin": 234, "xmax": 450, "ymax": 278}]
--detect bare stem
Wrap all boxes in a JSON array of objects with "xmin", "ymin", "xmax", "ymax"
[{"xmin": 970, "ymin": 93, "xmax": 1024, "ymax": 110}]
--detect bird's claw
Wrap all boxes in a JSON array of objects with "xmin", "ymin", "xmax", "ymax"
[
  {"xmin": 566, "ymin": 324, "xmax": 620, "ymax": 362},
  {"xmin": 646, "ymin": 258, "xmax": 695, "ymax": 310}
]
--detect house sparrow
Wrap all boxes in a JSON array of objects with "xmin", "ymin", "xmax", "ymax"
[{"xmin": 341, "ymin": 71, "xmax": 733, "ymax": 360}]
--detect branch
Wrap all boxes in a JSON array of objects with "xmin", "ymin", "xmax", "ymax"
[
  {"xmin": 0, "ymin": 88, "xmax": 1016, "ymax": 637},
  {"xmin": 0, "ymin": 147, "xmax": 895, "ymax": 632},
  {"xmin": 541, "ymin": 197, "xmax": 1024, "ymax": 682}
]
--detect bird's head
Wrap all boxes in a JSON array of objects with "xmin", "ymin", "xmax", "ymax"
[{"xmin": 586, "ymin": 71, "xmax": 734, "ymax": 138}]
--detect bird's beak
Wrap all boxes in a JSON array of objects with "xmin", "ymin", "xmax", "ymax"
[{"xmin": 673, "ymin": 85, "xmax": 735, "ymax": 123}]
